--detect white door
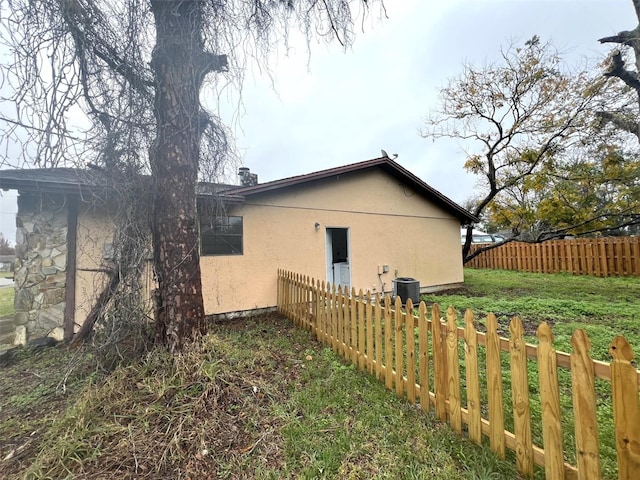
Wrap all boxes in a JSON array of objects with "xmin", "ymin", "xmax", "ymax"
[{"xmin": 326, "ymin": 227, "xmax": 350, "ymax": 289}]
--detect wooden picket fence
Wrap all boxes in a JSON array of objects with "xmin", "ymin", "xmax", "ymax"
[
  {"xmin": 277, "ymin": 269, "xmax": 640, "ymax": 479},
  {"xmin": 466, "ymin": 237, "xmax": 640, "ymax": 277}
]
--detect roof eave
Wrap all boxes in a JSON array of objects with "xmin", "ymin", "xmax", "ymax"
[{"xmin": 223, "ymin": 157, "xmax": 478, "ymax": 224}]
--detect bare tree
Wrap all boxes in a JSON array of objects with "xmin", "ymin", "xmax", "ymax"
[
  {"xmin": 421, "ymin": 37, "xmax": 605, "ymax": 263},
  {"xmin": 0, "ymin": 0, "xmax": 385, "ymax": 352}
]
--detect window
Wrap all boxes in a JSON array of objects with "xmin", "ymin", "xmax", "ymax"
[{"xmin": 200, "ymin": 216, "xmax": 243, "ymax": 255}]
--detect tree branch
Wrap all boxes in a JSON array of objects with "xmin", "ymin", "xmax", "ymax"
[
  {"xmin": 602, "ymin": 51, "xmax": 640, "ymax": 91},
  {"xmin": 595, "ymin": 111, "xmax": 640, "ymax": 140}
]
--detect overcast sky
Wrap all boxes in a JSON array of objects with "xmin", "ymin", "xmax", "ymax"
[{"xmin": 0, "ymin": 0, "xmax": 633, "ymax": 243}]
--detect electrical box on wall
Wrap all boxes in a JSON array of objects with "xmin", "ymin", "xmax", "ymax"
[{"xmin": 378, "ymin": 264, "xmax": 390, "ymax": 275}]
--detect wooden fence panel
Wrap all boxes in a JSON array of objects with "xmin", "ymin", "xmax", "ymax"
[
  {"xmin": 468, "ymin": 237, "xmax": 640, "ymax": 277},
  {"xmin": 623, "ymin": 239, "xmax": 632, "ymax": 275},
  {"xmin": 276, "ymin": 270, "xmax": 640, "ymax": 480}
]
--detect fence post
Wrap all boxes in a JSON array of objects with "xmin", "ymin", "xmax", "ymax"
[
  {"xmin": 537, "ymin": 322, "xmax": 565, "ymax": 480},
  {"xmin": 406, "ymin": 299, "xmax": 416, "ymax": 404},
  {"xmin": 418, "ymin": 301, "xmax": 430, "ymax": 413},
  {"xmin": 510, "ymin": 317, "xmax": 534, "ymax": 477},
  {"xmin": 610, "ymin": 336, "xmax": 640, "ymax": 480},
  {"xmin": 571, "ymin": 329, "xmax": 601, "ymax": 480},
  {"xmin": 432, "ymin": 304, "xmax": 447, "ymax": 422},
  {"xmin": 358, "ymin": 288, "xmax": 366, "ymax": 371},
  {"xmin": 464, "ymin": 309, "xmax": 481, "ymax": 445},
  {"xmin": 276, "ymin": 269, "xmax": 281, "ymax": 313},
  {"xmin": 395, "ymin": 296, "xmax": 404, "ymax": 398},
  {"xmin": 374, "ymin": 293, "xmax": 383, "ymax": 381},
  {"xmin": 446, "ymin": 306, "xmax": 462, "ymax": 433},
  {"xmin": 351, "ymin": 287, "xmax": 358, "ymax": 365},
  {"xmin": 365, "ymin": 291, "xmax": 374, "ymax": 375},
  {"xmin": 384, "ymin": 295, "xmax": 393, "ymax": 390},
  {"xmin": 315, "ymin": 280, "xmax": 322, "ymax": 341},
  {"xmin": 338, "ymin": 285, "xmax": 346, "ymax": 358},
  {"xmin": 486, "ymin": 313, "xmax": 506, "ymax": 458},
  {"xmin": 331, "ymin": 283, "xmax": 338, "ymax": 353}
]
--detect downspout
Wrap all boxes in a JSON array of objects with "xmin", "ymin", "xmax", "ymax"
[{"xmin": 63, "ymin": 195, "xmax": 78, "ymax": 341}]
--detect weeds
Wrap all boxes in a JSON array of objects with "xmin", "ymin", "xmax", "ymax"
[{"xmin": 2, "ymin": 314, "xmax": 520, "ymax": 479}]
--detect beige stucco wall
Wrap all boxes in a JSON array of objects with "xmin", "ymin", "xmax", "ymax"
[
  {"xmin": 201, "ymin": 168, "xmax": 463, "ymax": 314},
  {"xmin": 48, "ymin": 166, "xmax": 464, "ymax": 324},
  {"xmin": 74, "ymin": 204, "xmax": 154, "ymax": 327},
  {"xmin": 74, "ymin": 203, "xmax": 114, "ymax": 325}
]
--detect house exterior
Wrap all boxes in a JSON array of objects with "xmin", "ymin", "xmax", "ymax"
[
  {"xmin": 0, "ymin": 255, "xmax": 14, "ymax": 271},
  {"xmin": 0, "ymin": 157, "xmax": 477, "ymax": 344}
]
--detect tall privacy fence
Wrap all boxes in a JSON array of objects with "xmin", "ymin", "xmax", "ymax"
[
  {"xmin": 277, "ymin": 269, "xmax": 640, "ymax": 479},
  {"xmin": 466, "ymin": 236, "xmax": 640, "ymax": 277}
]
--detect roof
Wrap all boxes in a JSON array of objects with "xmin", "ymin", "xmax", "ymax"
[
  {"xmin": 0, "ymin": 168, "xmax": 238, "ymax": 196},
  {"xmin": 0, "ymin": 158, "xmax": 477, "ymax": 223},
  {"xmin": 0, "ymin": 168, "xmax": 102, "ymax": 194},
  {"xmin": 222, "ymin": 157, "xmax": 478, "ymax": 223}
]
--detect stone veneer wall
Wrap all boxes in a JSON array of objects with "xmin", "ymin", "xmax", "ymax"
[{"xmin": 13, "ymin": 193, "xmax": 68, "ymax": 344}]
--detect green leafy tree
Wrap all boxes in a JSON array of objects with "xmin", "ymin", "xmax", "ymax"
[
  {"xmin": 0, "ymin": 0, "xmax": 384, "ymax": 352},
  {"xmin": 484, "ymin": 143, "xmax": 640, "ymax": 239},
  {"xmin": 485, "ymin": 0, "xmax": 640, "ymax": 243},
  {"xmin": 422, "ymin": 37, "xmax": 614, "ymax": 263}
]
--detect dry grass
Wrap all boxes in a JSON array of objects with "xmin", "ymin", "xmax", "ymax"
[{"xmin": 2, "ymin": 313, "xmax": 518, "ymax": 480}]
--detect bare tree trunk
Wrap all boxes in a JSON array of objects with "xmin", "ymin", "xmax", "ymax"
[{"xmin": 149, "ymin": 1, "xmax": 208, "ymax": 351}]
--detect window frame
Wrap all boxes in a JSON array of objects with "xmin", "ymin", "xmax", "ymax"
[{"xmin": 200, "ymin": 215, "xmax": 243, "ymax": 256}]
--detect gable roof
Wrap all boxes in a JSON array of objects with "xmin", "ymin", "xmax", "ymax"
[
  {"xmin": 223, "ymin": 157, "xmax": 477, "ymax": 223},
  {"xmin": 0, "ymin": 158, "xmax": 477, "ymax": 223}
]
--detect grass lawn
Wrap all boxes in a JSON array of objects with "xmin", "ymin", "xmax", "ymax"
[
  {"xmin": 423, "ymin": 268, "xmax": 640, "ymax": 361},
  {"xmin": 423, "ymin": 268, "xmax": 640, "ymax": 479},
  {"xmin": 0, "ymin": 285, "xmax": 14, "ymax": 317},
  {"xmin": 0, "ymin": 314, "xmax": 519, "ymax": 479},
  {"xmin": 2, "ymin": 269, "xmax": 636, "ymax": 479}
]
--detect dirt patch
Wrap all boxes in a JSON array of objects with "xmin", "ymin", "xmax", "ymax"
[{"xmin": 427, "ymin": 286, "xmax": 477, "ymax": 297}]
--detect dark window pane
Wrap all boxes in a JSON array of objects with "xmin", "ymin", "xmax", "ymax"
[{"xmin": 200, "ymin": 216, "xmax": 243, "ymax": 255}]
